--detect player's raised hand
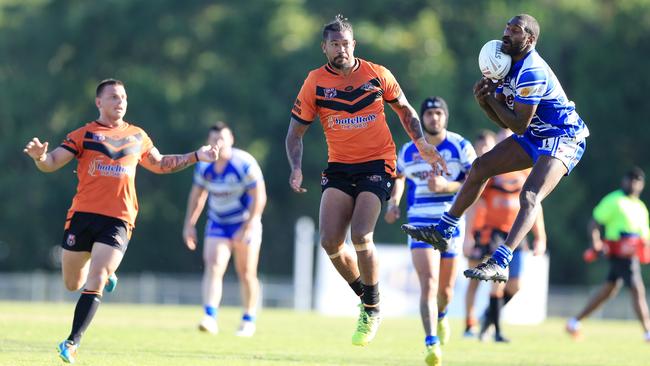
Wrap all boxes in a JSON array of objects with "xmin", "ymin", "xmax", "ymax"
[
  {"xmin": 23, "ymin": 137, "xmax": 49, "ymax": 161},
  {"xmin": 289, "ymin": 168, "xmax": 307, "ymax": 193},
  {"xmin": 196, "ymin": 144, "xmax": 220, "ymax": 162},
  {"xmin": 183, "ymin": 224, "xmax": 197, "ymax": 250},
  {"xmin": 415, "ymin": 140, "xmax": 448, "ymax": 176}
]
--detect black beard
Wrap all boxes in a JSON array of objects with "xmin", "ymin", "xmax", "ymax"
[{"xmin": 422, "ymin": 125, "xmax": 441, "ymax": 136}]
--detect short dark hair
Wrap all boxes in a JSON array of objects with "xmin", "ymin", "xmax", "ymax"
[
  {"xmin": 209, "ymin": 121, "xmax": 230, "ymax": 134},
  {"xmin": 514, "ymin": 14, "xmax": 540, "ymax": 41},
  {"xmin": 625, "ymin": 166, "xmax": 645, "ymax": 181},
  {"xmin": 96, "ymin": 78, "xmax": 124, "ymax": 97},
  {"xmin": 322, "ymin": 14, "xmax": 353, "ymax": 40}
]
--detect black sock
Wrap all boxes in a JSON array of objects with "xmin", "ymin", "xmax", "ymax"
[
  {"xmin": 503, "ymin": 291, "xmax": 514, "ymax": 305},
  {"xmin": 68, "ymin": 290, "xmax": 102, "ymax": 344},
  {"xmin": 489, "ymin": 296, "xmax": 503, "ymax": 336},
  {"xmin": 349, "ymin": 277, "xmax": 364, "ymax": 297},
  {"xmin": 361, "ymin": 283, "xmax": 380, "ymax": 316}
]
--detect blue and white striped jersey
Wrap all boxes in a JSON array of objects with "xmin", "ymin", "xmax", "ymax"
[
  {"xmin": 193, "ymin": 148, "xmax": 264, "ymax": 225},
  {"xmin": 496, "ymin": 49, "xmax": 589, "ymax": 139},
  {"xmin": 397, "ymin": 132, "xmax": 476, "ymax": 233}
]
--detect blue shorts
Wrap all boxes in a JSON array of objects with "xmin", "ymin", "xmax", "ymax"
[
  {"xmin": 513, "ymin": 130, "xmax": 586, "ymax": 175},
  {"xmin": 407, "ymin": 217, "xmax": 463, "ymax": 258},
  {"xmin": 204, "ymin": 219, "xmax": 262, "ymax": 244},
  {"xmin": 509, "ymin": 248, "xmax": 523, "ymax": 279}
]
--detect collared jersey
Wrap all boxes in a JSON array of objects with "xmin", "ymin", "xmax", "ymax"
[
  {"xmin": 193, "ymin": 148, "xmax": 264, "ymax": 225},
  {"xmin": 397, "ymin": 132, "xmax": 476, "ymax": 227},
  {"xmin": 496, "ymin": 49, "xmax": 589, "ymax": 139},
  {"xmin": 60, "ymin": 121, "xmax": 154, "ymax": 227},
  {"xmin": 291, "ymin": 58, "xmax": 402, "ymax": 173},
  {"xmin": 593, "ymin": 190, "xmax": 650, "ymax": 241}
]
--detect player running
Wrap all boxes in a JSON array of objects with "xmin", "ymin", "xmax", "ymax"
[
  {"xmin": 566, "ymin": 168, "xmax": 650, "ymax": 342},
  {"xmin": 183, "ymin": 122, "xmax": 266, "ymax": 337},
  {"xmin": 385, "ymin": 96, "xmax": 475, "ymax": 365},
  {"xmin": 402, "ymin": 14, "xmax": 589, "ymax": 283},
  {"xmin": 285, "ymin": 14, "xmax": 446, "ymax": 348},
  {"xmin": 23, "ymin": 79, "xmax": 219, "ymax": 364}
]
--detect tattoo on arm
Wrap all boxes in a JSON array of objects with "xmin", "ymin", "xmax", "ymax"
[
  {"xmin": 149, "ymin": 153, "xmax": 193, "ymax": 173},
  {"xmin": 285, "ymin": 119, "xmax": 308, "ymax": 170},
  {"xmin": 390, "ymin": 95, "xmax": 424, "ymax": 142}
]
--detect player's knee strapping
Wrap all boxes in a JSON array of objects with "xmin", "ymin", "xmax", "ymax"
[
  {"xmin": 353, "ymin": 242, "xmax": 375, "ymax": 252},
  {"xmin": 328, "ymin": 246, "xmax": 347, "ymax": 259}
]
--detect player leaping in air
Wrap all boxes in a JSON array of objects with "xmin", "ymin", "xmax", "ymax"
[{"xmin": 402, "ymin": 13, "xmax": 589, "ymax": 283}]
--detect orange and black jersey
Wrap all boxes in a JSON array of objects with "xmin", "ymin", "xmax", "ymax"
[
  {"xmin": 60, "ymin": 121, "xmax": 154, "ymax": 227},
  {"xmin": 292, "ymin": 58, "xmax": 402, "ymax": 174}
]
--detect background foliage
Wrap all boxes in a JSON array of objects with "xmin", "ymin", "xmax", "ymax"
[{"xmin": 1, "ymin": 0, "xmax": 649, "ymax": 284}]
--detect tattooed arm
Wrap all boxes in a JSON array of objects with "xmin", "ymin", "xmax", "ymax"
[
  {"xmin": 139, "ymin": 145, "xmax": 219, "ymax": 174},
  {"xmin": 388, "ymin": 94, "xmax": 448, "ymax": 175},
  {"xmin": 285, "ymin": 117, "xmax": 310, "ymax": 193}
]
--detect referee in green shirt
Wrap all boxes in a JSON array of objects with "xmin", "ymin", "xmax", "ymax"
[{"xmin": 566, "ymin": 167, "xmax": 650, "ymax": 342}]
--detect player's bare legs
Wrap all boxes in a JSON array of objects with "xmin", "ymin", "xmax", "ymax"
[
  {"xmin": 60, "ymin": 242, "xmax": 124, "ymax": 360},
  {"xmin": 502, "ymin": 156, "xmax": 566, "ymax": 250},
  {"xmin": 403, "ymin": 138, "xmax": 530, "ymax": 249},
  {"xmin": 438, "ymin": 258, "xmax": 457, "ymax": 313},
  {"xmin": 202, "ymin": 238, "xmax": 232, "ymax": 309},
  {"xmin": 436, "ymin": 257, "xmax": 457, "ymax": 344},
  {"xmin": 576, "ymin": 281, "xmax": 620, "ymax": 321},
  {"xmin": 464, "ymin": 258, "xmax": 481, "ymax": 335},
  {"xmin": 566, "ymin": 281, "xmax": 620, "ymax": 340},
  {"xmin": 233, "ymin": 234, "xmax": 261, "ymax": 336},
  {"xmin": 61, "ymin": 250, "xmax": 91, "ymax": 291},
  {"xmin": 85, "ymin": 244, "xmax": 124, "ymax": 292},
  {"xmin": 350, "ymin": 192, "xmax": 382, "ymax": 286},
  {"xmin": 319, "ymin": 188, "xmax": 359, "ymax": 284},
  {"xmin": 411, "ymin": 248, "xmax": 440, "ymax": 341},
  {"xmin": 349, "ymin": 191, "xmax": 383, "ymax": 346},
  {"xmin": 200, "ymin": 238, "xmax": 231, "ymax": 333},
  {"xmin": 450, "ymin": 138, "xmax": 532, "ymax": 218},
  {"xmin": 629, "ymin": 278, "xmax": 650, "ymax": 333}
]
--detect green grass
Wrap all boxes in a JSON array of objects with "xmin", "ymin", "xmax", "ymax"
[{"xmin": 0, "ymin": 301, "xmax": 649, "ymax": 366}]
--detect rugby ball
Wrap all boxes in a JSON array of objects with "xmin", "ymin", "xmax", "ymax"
[{"xmin": 478, "ymin": 40, "xmax": 511, "ymax": 80}]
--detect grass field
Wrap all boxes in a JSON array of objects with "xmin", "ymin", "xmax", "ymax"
[{"xmin": 0, "ymin": 301, "xmax": 648, "ymax": 366}]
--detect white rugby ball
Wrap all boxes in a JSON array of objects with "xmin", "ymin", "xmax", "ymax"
[{"xmin": 478, "ymin": 40, "xmax": 511, "ymax": 80}]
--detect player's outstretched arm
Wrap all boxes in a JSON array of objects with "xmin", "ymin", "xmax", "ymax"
[
  {"xmin": 140, "ymin": 145, "xmax": 219, "ymax": 174},
  {"xmin": 285, "ymin": 117, "xmax": 309, "ymax": 193},
  {"xmin": 388, "ymin": 94, "xmax": 448, "ymax": 175},
  {"xmin": 182, "ymin": 185, "xmax": 208, "ymax": 250},
  {"xmin": 23, "ymin": 137, "xmax": 75, "ymax": 172}
]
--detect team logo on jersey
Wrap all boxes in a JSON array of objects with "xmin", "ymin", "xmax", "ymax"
[
  {"xmin": 66, "ymin": 234, "xmax": 76, "ymax": 247},
  {"xmin": 329, "ymin": 114, "xmax": 377, "ymax": 130},
  {"xmin": 324, "ymin": 88, "xmax": 337, "ymax": 99},
  {"xmin": 360, "ymin": 82, "xmax": 377, "ymax": 92},
  {"xmin": 92, "ymin": 134, "xmax": 106, "ymax": 142},
  {"xmin": 367, "ymin": 175, "xmax": 383, "ymax": 182},
  {"xmin": 88, "ymin": 158, "xmax": 134, "ymax": 177}
]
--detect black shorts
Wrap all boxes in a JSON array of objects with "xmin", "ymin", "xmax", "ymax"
[
  {"xmin": 62, "ymin": 212, "xmax": 131, "ymax": 253},
  {"xmin": 321, "ymin": 160, "xmax": 395, "ymax": 202},
  {"xmin": 468, "ymin": 229, "xmax": 508, "ymax": 261},
  {"xmin": 606, "ymin": 257, "xmax": 642, "ymax": 287}
]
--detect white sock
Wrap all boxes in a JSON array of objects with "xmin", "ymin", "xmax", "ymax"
[{"xmin": 567, "ymin": 318, "xmax": 581, "ymax": 331}]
